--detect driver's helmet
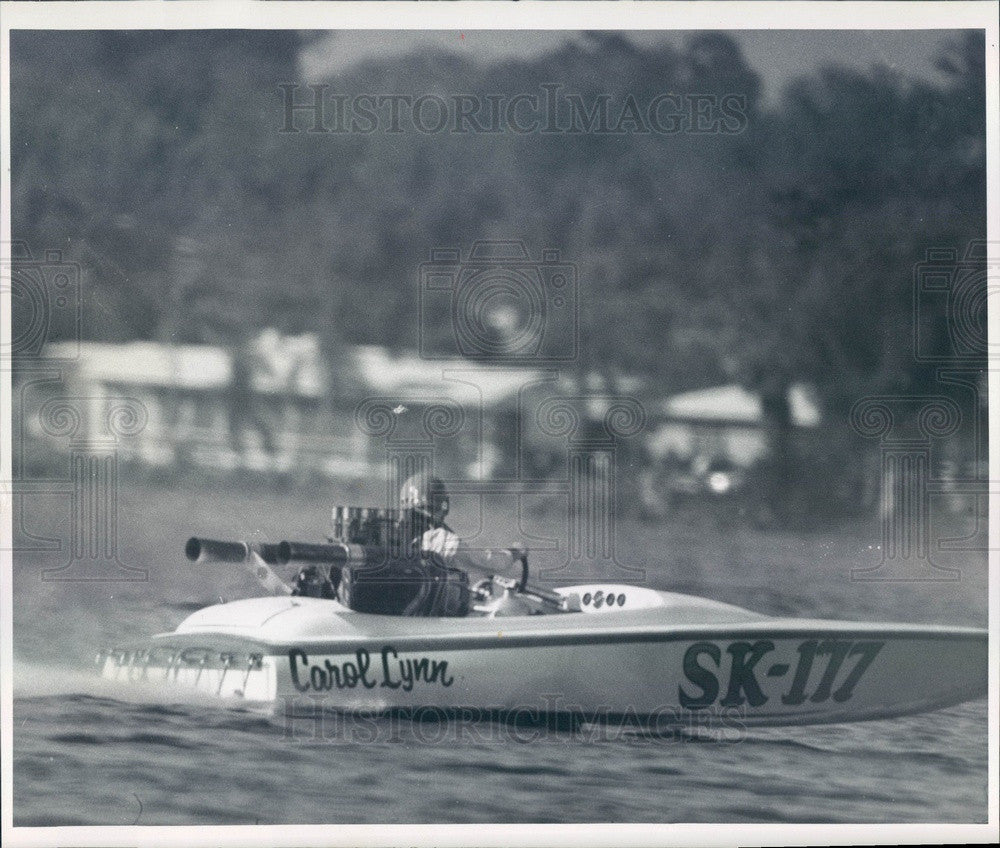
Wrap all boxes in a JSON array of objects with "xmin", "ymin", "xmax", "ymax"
[{"xmin": 399, "ymin": 474, "xmax": 449, "ymax": 526}]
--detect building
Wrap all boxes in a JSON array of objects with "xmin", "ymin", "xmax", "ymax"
[
  {"xmin": 23, "ymin": 336, "xmax": 542, "ymax": 479},
  {"xmin": 648, "ymin": 383, "xmax": 822, "ymax": 467}
]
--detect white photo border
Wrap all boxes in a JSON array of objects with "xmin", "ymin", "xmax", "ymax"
[{"xmin": 2, "ymin": 2, "xmax": 997, "ymax": 847}]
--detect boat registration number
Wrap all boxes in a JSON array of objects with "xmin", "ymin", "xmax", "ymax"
[{"xmin": 679, "ymin": 639, "xmax": 884, "ymax": 708}]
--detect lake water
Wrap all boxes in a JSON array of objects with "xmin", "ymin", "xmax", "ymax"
[{"xmin": 10, "ymin": 479, "xmax": 990, "ymax": 824}]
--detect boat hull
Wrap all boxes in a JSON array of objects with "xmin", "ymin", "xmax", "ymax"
[{"xmin": 98, "ymin": 592, "xmax": 987, "ymax": 727}]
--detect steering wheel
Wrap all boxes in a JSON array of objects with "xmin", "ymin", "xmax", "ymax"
[
  {"xmin": 471, "ymin": 577, "xmax": 494, "ymax": 599},
  {"xmin": 514, "ymin": 551, "xmax": 529, "ymax": 592}
]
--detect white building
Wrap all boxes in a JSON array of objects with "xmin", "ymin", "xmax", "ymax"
[
  {"xmin": 648, "ymin": 383, "xmax": 821, "ymax": 467},
  {"xmin": 30, "ymin": 336, "xmax": 542, "ymax": 478}
]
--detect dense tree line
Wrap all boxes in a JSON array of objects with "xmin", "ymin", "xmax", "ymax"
[{"xmin": 10, "ymin": 30, "xmax": 986, "ymax": 520}]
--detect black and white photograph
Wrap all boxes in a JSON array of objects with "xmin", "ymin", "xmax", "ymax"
[{"xmin": 1, "ymin": 1, "xmax": 997, "ymax": 845}]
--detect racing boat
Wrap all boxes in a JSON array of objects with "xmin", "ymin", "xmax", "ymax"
[{"xmin": 97, "ymin": 509, "xmax": 988, "ymax": 728}]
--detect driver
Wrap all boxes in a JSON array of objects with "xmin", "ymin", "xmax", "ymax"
[
  {"xmin": 335, "ymin": 475, "xmax": 527, "ymax": 616},
  {"xmin": 398, "ymin": 473, "xmax": 522, "ymax": 579},
  {"xmin": 399, "ymin": 474, "xmax": 458, "ymax": 558}
]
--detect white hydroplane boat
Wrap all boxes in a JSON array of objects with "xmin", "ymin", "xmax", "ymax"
[{"xmin": 98, "ymin": 512, "xmax": 987, "ymax": 728}]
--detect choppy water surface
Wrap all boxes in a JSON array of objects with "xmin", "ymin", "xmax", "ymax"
[
  {"xmin": 12, "ymin": 684, "xmax": 988, "ymax": 825},
  {"xmin": 11, "ymin": 483, "xmax": 990, "ymax": 824}
]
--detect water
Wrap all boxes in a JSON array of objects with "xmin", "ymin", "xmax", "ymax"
[
  {"xmin": 12, "ymin": 680, "xmax": 988, "ymax": 824},
  {"xmin": 10, "ymin": 480, "xmax": 990, "ymax": 824}
]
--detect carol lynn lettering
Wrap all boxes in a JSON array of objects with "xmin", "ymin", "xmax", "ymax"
[{"xmin": 289, "ymin": 646, "xmax": 454, "ymax": 692}]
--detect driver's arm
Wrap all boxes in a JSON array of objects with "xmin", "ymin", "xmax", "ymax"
[{"xmin": 420, "ymin": 527, "xmax": 521, "ymax": 581}]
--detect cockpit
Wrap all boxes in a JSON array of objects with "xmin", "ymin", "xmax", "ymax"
[
  {"xmin": 282, "ymin": 505, "xmax": 577, "ymax": 618},
  {"xmin": 185, "ymin": 505, "xmax": 669, "ymax": 619}
]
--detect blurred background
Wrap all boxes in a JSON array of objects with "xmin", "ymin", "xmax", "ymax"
[
  {"xmin": 6, "ymin": 25, "xmax": 991, "ymax": 828},
  {"xmin": 8, "ymin": 29, "xmax": 988, "ymax": 533}
]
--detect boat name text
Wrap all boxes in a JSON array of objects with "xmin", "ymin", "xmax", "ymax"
[{"xmin": 288, "ymin": 647, "xmax": 454, "ymax": 693}]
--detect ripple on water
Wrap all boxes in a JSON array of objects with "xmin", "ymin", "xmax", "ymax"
[{"xmin": 11, "ymin": 690, "xmax": 990, "ymax": 825}]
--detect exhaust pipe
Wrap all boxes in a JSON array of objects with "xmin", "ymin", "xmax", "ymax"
[
  {"xmin": 184, "ymin": 537, "xmax": 280, "ymax": 565},
  {"xmin": 277, "ymin": 541, "xmax": 374, "ymax": 567}
]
